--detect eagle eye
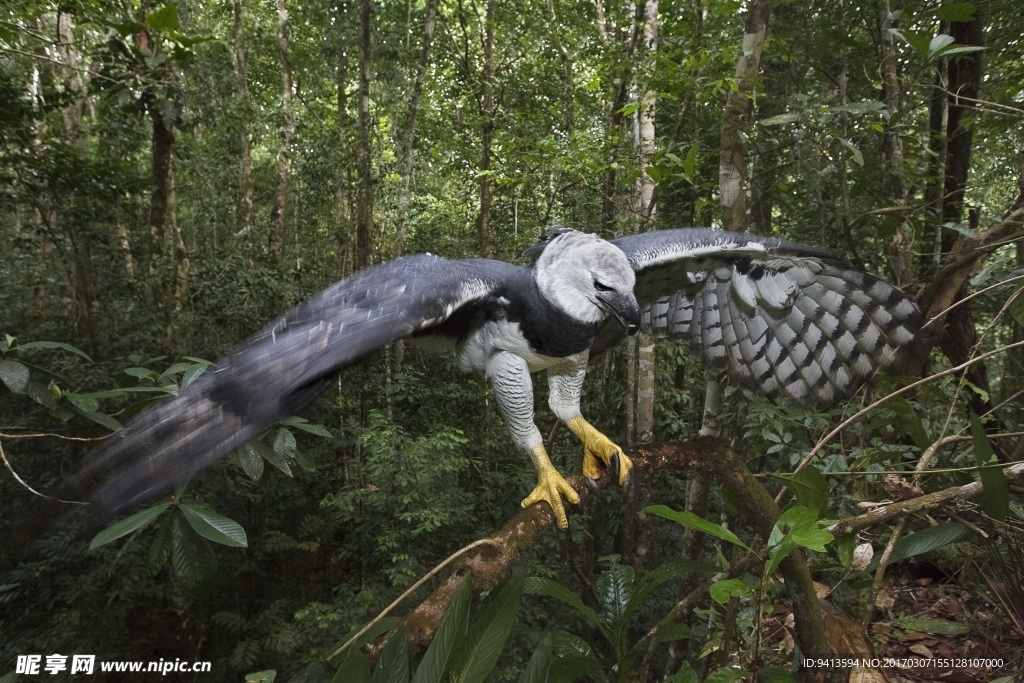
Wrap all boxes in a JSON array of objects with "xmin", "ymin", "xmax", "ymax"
[{"xmin": 594, "ymin": 280, "xmax": 614, "ymax": 293}]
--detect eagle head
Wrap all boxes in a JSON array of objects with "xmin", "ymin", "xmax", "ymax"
[{"xmin": 533, "ymin": 228, "xmax": 640, "ymax": 334}]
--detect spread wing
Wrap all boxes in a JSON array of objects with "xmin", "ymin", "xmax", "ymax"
[
  {"xmin": 606, "ymin": 228, "xmax": 923, "ymax": 407},
  {"xmin": 75, "ymin": 254, "xmax": 519, "ymax": 515}
]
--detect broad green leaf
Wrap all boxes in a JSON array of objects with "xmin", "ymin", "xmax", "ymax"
[
  {"xmin": 524, "ymin": 577, "xmax": 605, "ymax": 635},
  {"xmin": 244, "ymin": 670, "xmax": 277, "ymax": 683},
  {"xmin": 450, "ymin": 574, "xmax": 524, "ymax": 683},
  {"xmin": 772, "ymin": 466, "xmax": 829, "ymax": 514},
  {"xmin": 147, "ymin": 514, "xmax": 175, "ymax": 573},
  {"xmin": 179, "ymin": 503, "xmax": 248, "ymax": 547},
  {"xmin": 237, "ymin": 442, "xmax": 266, "ymax": 480},
  {"xmin": 895, "ymin": 616, "xmax": 970, "ymax": 635},
  {"xmin": 709, "ymin": 578, "xmax": 753, "ymax": 605},
  {"xmin": 871, "ymin": 523, "xmax": 975, "ymax": 568},
  {"xmin": 333, "ymin": 646, "xmax": 371, "ymax": 683},
  {"xmin": 928, "ymin": 34, "xmax": 955, "ymax": 58},
  {"xmin": 788, "ymin": 526, "xmax": 833, "ymax": 553},
  {"xmin": 89, "ymin": 503, "xmax": 170, "ymax": 550},
  {"xmin": 759, "ymin": 113, "xmax": 800, "ymax": 126},
  {"xmin": 646, "ymin": 505, "xmax": 750, "ymax": 550},
  {"xmin": 665, "ymin": 662, "xmax": 698, "ymax": 683},
  {"xmin": 705, "ymin": 666, "xmax": 749, "ymax": 683},
  {"xmin": 595, "ymin": 556, "xmax": 634, "ymax": 636},
  {"xmin": 146, "ymin": 4, "xmax": 180, "ymax": 32},
  {"xmin": 0, "ymin": 359, "xmax": 29, "ymax": 393},
  {"xmin": 411, "ymin": 574, "xmax": 472, "ymax": 683},
  {"xmin": 170, "ymin": 512, "xmax": 216, "ymax": 597},
  {"xmin": 371, "ymin": 627, "xmax": 409, "ymax": 683},
  {"xmin": 971, "ymin": 413, "xmax": 1008, "ymax": 521},
  {"xmin": 279, "ymin": 416, "xmax": 333, "ymax": 438},
  {"xmin": 16, "ymin": 340, "xmax": 92, "ymax": 361},
  {"xmin": 516, "ymin": 635, "xmax": 553, "ymax": 683}
]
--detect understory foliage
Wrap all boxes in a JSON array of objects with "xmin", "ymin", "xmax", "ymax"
[{"xmin": 2, "ymin": 0, "xmax": 1024, "ymax": 681}]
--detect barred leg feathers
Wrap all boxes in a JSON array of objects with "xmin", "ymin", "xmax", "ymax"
[{"xmin": 640, "ymin": 258, "xmax": 922, "ymax": 408}]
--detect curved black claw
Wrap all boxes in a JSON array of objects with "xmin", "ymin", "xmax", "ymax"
[
  {"xmin": 586, "ymin": 477, "xmax": 600, "ymax": 493},
  {"xmin": 609, "ymin": 453, "xmax": 620, "ymax": 485}
]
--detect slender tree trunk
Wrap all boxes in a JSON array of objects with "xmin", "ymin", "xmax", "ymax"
[
  {"xmin": 476, "ymin": 0, "xmax": 495, "ymax": 258},
  {"xmin": 269, "ymin": 0, "xmax": 294, "ymax": 263},
  {"xmin": 333, "ymin": 0, "xmax": 353, "ymax": 274},
  {"xmin": 143, "ymin": 89, "xmax": 175, "ymax": 336},
  {"xmin": 545, "ymin": 0, "xmax": 575, "ymax": 135},
  {"xmin": 394, "ymin": 0, "xmax": 439, "ymax": 258},
  {"xmin": 233, "ymin": 0, "xmax": 254, "ymax": 238},
  {"xmin": 719, "ymin": 0, "xmax": 772, "ymax": 231},
  {"xmin": 878, "ymin": 0, "xmax": 912, "ymax": 284},
  {"xmin": 356, "ymin": 0, "xmax": 374, "ymax": 269},
  {"xmin": 634, "ymin": 0, "xmax": 657, "ymax": 445}
]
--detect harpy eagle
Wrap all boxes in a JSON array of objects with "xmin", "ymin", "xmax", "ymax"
[{"xmin": 76, "ymin": 227, "xmax": 922, "ymax": 528}]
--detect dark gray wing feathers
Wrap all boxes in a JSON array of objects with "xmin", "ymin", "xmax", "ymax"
[
  {"xmin": 78, "ymin": 255, "xmax": 513, "ymax": 514},
  {"xmin": 613, "ymin": 229, "xmax": 922, "ymax": 407}
]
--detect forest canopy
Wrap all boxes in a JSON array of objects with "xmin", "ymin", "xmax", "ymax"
[{"xmin": 1, "ymin": 0, "xmax": 1023, "ymax": 681}]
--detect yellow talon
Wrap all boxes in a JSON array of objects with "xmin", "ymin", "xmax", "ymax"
[
  {"xmin": 566, "ymin": 416, "xmax": 632, "ymax": 485},
  {"xmin": 523, "ymin": 445, "xmax": 579, "ymax": 528}
]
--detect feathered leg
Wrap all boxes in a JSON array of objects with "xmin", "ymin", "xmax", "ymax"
[
  {"xmin": 548, "ymin": 353, "xmax": 633, "ymax": 487},
  {"xmin": 486, "ymin": 351, "xmax": 579, "ymax": 528}
]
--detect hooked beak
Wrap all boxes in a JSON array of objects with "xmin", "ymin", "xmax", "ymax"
[{"xmin": 597, "ymin": 292, "xmax": 641, "ymax": 336}]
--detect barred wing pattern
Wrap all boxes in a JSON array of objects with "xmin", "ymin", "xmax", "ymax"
[{"xmin": 612, "ymin": 229, "xmax": 922, "ymax": 407}]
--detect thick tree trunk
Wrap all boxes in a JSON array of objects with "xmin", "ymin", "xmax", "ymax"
[
  {"xmin": 394, "ymin": 0, "xmax": 439, "ymax": 258},
  {"xmin": 937, "ymin": 15, "xmax": 990, "ymax": 419},
  {"xmin": 719, "ymin": 0, "xmax": 772, "ymax": 231},
  {"xmin": 233, "ymin": 0, "xmax": 254, "ymax": 238},
  {"xmin": 269, "ymin": 0, "xmax": 294, "ymax": 263},
  {"xmin": 476, "ymin": 0, "xmax": 495, "ymax": 258},
  {"xmin": 355, "ymin": 0, "xmax": 374, "ymax": 269}
]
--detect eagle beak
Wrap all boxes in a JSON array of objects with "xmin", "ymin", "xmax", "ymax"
[{"xmin": 598, "ymin": 293, "xmax": 641, "ymax": 336}]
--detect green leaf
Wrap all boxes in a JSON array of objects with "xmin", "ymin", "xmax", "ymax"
[
  {"xmin": 759, "ymin": 113, "xmax": 800, "ymax": 126},
  {"xmin": 709, "ymin": 578, "xmax": 753, "ymax": 605},
  {"xmin": 179, "ymin": 502, "xmax": 248, "ymax": 547},
  {"xmin": 237, "ymin": 442, "xmax": 266, "ymax": 480},
  {"xmin": 871, "ymin": 523, "xmax": 975, "ymax": 568},
  {"xmin": 15, "ymin": 340, "xmax": 92, "ymax": 361},
  {"xmin": 333, "ymin": 646, "xmax": 371, "ymax": 683},
  {"xmin": 170, "ymin": 512, "xmax": 217, "ymax": 597},
  {"xmin": 971, "ymin": 414, "xmax": 1008, "ymax": 521},
  {"xmin": 279, "ymin": 416, "xmax": 333, "ymax": 438},
  {"xmin": 772, "ymin": 466, "xmax": 829, "ymax": 514},
  {"xmin": 89, "ymin": 503, "xmax": 170, "ymax": 550},
  {"xmin": 705, "ymin": 666, "xmax": 749, "ymax": 683},
  {"xmin": 665, "ymin": 662, "xmax": 698, "ymax": 683},
  {"xmin": 645, "ymin": 505, "xmax": 750, "ymax": 550},
  {"xmin": 525, "ymin": 577, "xmax": 605, "ymax": 635},
  {"xmin": 411, "ymin": 574, "xmax": 472, "ymax": 683},
  {"xmin": 895, "ymin": 616, "xmax": 971, "ymax": 635},
  {"xmin": 450, "ymin": 574, "xmax": 524, "ymax": 683},
  {"xmin": 245, "ymin": 670, "xmax": 277, "ymax": 682},
  {"xmin": 148, "ymin": 514, "xmax": 175, "ymax": 573},
  {"xmin": 516, "ymin": 635, "xmax": 553, "ymax": 683},
  {"xmin": 595, "ymin": 556, "xmax": 634, "ymax": 636},
  {"xmin": 928, "ymin": 34, "xmax": 955, "ymax": 58},
  {"xmin": 146, "ymin": 4, "xmax": 180, "ymax": 32},
  {"xmin": 371, "ymin": 627, "xmax": 409, "ymax": 683},
  {"xmin": 0, "ymin": 359, "xmax": 29, "ymax": 393}
]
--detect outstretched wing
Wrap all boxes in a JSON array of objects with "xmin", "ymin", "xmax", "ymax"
[
  {"xmin": 76, "ymin": 254, "xmax": 519, "ymax": 515},
  {"xmin": 608, "ymin": 228, "xmax": 922, "ymax": 407}
]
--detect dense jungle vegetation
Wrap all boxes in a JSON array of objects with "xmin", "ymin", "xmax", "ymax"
[{"xmin": 2, "ymin": 0, "xmax": 1023, "ymax": 681}]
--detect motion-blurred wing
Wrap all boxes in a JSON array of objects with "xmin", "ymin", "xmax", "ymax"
[
  {"xmin": 77, "ymin": 254, "xmax": 517, "ymax": 514},
  {"xmin": 609, "ymin": 228, "xmax": 922, "ymax": 407}
]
